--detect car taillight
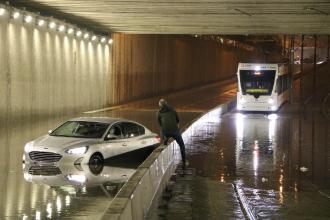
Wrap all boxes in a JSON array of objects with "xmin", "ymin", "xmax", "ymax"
[{"xmin": 155, "ymin": 136, "xmax": 161, "ymax": 143}]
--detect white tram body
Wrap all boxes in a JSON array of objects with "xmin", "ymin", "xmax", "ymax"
[{"xmin": 236, "ymin": 63, "xmax": 289, "ymax": 112}]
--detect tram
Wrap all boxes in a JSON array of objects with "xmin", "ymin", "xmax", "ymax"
[{"xmin": 236, "ymin": 63, "xmax": 289, "ymax": 111}]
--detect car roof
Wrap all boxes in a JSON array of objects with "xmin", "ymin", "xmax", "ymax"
[{"xmin": 69, "ymin": 117, "xmax": 128, "ymax": 124}]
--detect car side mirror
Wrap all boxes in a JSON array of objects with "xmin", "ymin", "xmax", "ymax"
[
  {"xmin": 105, "ymin": 134, "xmax": 117, "ymax": 140},
  {"xmin": 48, "ymin": 130, "xmax": 53, "ymax": 134}
]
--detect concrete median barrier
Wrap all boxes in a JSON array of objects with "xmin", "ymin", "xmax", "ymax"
[{"xmin": 101, "ymin": 99, "xmax": 236, "ymax": 220}]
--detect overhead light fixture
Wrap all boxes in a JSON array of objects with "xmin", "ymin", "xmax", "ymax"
[
  {"xmin": 49, "ymin": 21, "xmax": 56, "ymax": 29},
  {"xmin": 24, "ymin": 15, "xmax": 33, "ymax": 23},
  {"xmin": 67, "ymin": 28, "xmax": 74, "ymax": 34},
  {"xmin": 58, "ymin": 25, "xmax": 65, "ymax": 32},
  {"xmin": 0, "ymin": 8, "xmax": 5, "ymax": 16},
  {"xmin": 2, "ymin": 5, "xmax": 110, "ymax": 47},
  {"xmin": 37, "ymin": 19, "xmax": 45, "ymax": 26},
  {"xmin": 13, "ymin": 11, "xmax": 20, "ymax": 19},
  {"xmin": 76, "ymin": 30, "xmax": 82, "ymax": 37}
]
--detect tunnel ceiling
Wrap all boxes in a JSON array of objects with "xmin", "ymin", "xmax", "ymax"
[{"xmin": 12, "ymin": 0, "xmax": 330, "ymax": 35}]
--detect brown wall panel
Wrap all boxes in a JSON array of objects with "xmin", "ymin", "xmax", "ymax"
[{"xmin": 110, "ymin": 34, "xmax": 263, "ymax": 105}]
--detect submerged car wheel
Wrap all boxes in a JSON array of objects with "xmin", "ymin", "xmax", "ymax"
[
  {"xmin": 89, "ymin": 163, "xmax": 104, "ymax": 175},
  {"xmin": 89, "ymin": 152, "xmax": 104, "ymax": 165}
]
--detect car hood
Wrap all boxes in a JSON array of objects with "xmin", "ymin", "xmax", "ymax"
[{"xmin": 32, "ymin": 135, "xmax": 99, "ymax": 152}]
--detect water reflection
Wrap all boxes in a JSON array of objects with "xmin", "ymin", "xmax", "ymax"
[
  {"xmin": 235, "ymin": 113, "xmax": 276, "ymax": 181},
  {"xmin": 0, "ymin": 105, "xmax": 198, "ymax": 220},
  {"xmin": 21, "ymin": 163, "xmax": 136, "ymax": 219},
  {"xmin": 23, "ymin": 163, "xmax": 135, "ymax": 187}
]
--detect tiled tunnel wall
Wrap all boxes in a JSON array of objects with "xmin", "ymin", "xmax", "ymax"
[
  {"xmin": 109, "ymin": 34, "xmax": 265, "ymax": 105},
  {"xmin": 0, "ymin": 13, "xmax": 267, "ymax": 122},
  {"xmin": 0, "ymin": 13, "xmax": 111, "ymax": 122}
]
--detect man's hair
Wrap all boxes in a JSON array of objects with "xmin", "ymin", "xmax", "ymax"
[{"xmin": 159, "ymin": 99, "xmax": 167, "ymax": 107}]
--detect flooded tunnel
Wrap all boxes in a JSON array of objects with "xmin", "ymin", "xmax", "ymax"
[{"xmin": 1, "ymin": 1, "xmax": 330, "ymax": 220}]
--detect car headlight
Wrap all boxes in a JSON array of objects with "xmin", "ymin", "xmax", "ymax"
[
  {"xmin": 24, "ymin": 142, "xmax": 33, "ymax": 153},
  {"xmin": 66, "ymin": 146, "xmax": 88, "ymax": 154}
]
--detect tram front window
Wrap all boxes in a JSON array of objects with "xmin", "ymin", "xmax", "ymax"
[{"xmin": 240, "ymin": 70, "xmax": 276, "ymax": 96}]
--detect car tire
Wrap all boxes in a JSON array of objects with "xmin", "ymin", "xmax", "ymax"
[
  {"xmin": 89, "ymin": 163, "xmax": 104, "ymax": 175},
  {"xmin": 89, "ymin": 152, "xmax": 104, "ymax": 165}
]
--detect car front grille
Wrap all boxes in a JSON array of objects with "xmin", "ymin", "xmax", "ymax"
[
  {"xmin": 28, "ymin": 166, "xmax": 62, "ymax": 176},
  {"xmin": 29, "ymin": 151, "xmax": 62, "ymax": 162}
]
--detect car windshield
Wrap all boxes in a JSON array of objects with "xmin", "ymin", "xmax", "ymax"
[
  {"xmin": 50, "ymin": 121, "xmax": 109, "ymax": 138},
  {"xmin": 240, "ymin": 70, "xmax": 276, "ymax": 96}
]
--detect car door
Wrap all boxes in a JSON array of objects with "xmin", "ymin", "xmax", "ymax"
[
  {"xmin": 103, "ymin": 123, "xmax": 129, "ymax": 157},
  {"xmin": 121, "ymin": 122, "xmax": 145, "ymax": 152}
]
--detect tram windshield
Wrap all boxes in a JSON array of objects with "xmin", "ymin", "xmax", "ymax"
[{"xmin": 239, "ymin": 70, "xmax": 276, "ymax": 96}]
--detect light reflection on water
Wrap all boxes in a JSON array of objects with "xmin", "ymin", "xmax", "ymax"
[
  {"xmin": 235, "ymin": 113, "xmax": 277, "ymax": 180},
  {"xmin": 18, "ymin": 163, "xmax": 136, "ymax": 219},
  {"xmin": 184, "ymin": 105, "xmax": 330, "ymax": 218}
]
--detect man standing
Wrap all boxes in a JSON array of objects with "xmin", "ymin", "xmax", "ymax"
[{"xmin": 157, "ymin": 99, "xmax": 186, "ymax": 169}]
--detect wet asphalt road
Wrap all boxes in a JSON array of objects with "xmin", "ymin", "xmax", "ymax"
[
  {"xmin": 1, "ymin": 69, "xmax": 330, "ymax": 219},
  {"xmin": 0, "ymin": 80, "xmax": 234, "ymax": 220},
  {"xmin": 149, "ymin": 66, "xmax": 330, "ymax": 219}
]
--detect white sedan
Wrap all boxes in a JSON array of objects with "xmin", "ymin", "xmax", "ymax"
[{"xmin": 23, "ymin": 117, "xmax": 160, "ymax": 165}]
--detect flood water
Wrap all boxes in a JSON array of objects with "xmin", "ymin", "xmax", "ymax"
[
  {"xmin": 181, "ymin": 106, "xmax": 330, "ymax": 219},
  {"xmin": 2, "ymin": 73, "xmax": 330, "ymax": 219},
  {"xmin": 0, "ymin": 107, "xmax": 199, "ymax": 219}
]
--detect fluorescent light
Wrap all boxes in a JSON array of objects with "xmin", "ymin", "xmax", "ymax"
[
  {"xmin": 101, "ymin": 37, "xmax": 106, "ymax": 43},
  {"xmin": 24, "ymin": 15, "xmax": 33, "ymax": 23},
  {"xmin": 49, "ymin": 21, "xmax": 56, "ymax": 29},
  {"xmin": 67, "ymin": 28, "xmax": 74, "ymax": 34},
  {"xmin": 13, "ymin": 11, "xmax": 20, "ymax": 19},
  {"xmin": 38, "ymin": 19, "xmax": 45, "ymax": 26},
  {"xmin": 76, "ymin": 30, "xmax": 82, "ymax": 37},
  {"xmin": 0, "ymin": 8, "xmax": 5, "ymax": 16},
  {"xmin": 91, "ymin": 35, "xmax": 97, "ymax": 41},
  {"xmin": 108, "ymin": 38, "xmax": 113, "ymax": 44},
  {"xmin": 58, "ymin": 25, "xmax": 65, "ymax": 32},
  {"xmin": 84, "ymin": 33, "xmax": 89, "ymax": 39}
]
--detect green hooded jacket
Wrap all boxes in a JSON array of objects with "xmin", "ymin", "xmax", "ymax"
[{"xmin": 157, "ymin": 104, "xmax": 180, "ymax": 133}]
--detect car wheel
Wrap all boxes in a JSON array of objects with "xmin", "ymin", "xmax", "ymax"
[
  {"xmin": 89, "ymin": 152, "xmax": 104, "ymax": 165},
  {"xmin": 89, "ymin": 163, "xmax": 104, "ymax": 175}
]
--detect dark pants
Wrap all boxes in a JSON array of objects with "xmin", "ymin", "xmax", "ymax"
[{"xmin": 162, "ymin": 130, "xmax": 186, "ymax": 169}]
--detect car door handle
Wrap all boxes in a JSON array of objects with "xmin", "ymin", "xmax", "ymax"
[{"xmin": 122, "ymin": 143, "xmax": 127, "ymax": 146}]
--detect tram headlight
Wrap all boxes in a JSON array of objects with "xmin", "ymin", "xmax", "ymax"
[{"xmin": 268, "ymin": 98, "xmax": 274, "ymax": 104}]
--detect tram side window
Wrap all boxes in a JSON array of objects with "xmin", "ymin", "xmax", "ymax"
[{"xmin": 276, "ymin": 74, "xmax": 290, "ymax": 95}]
